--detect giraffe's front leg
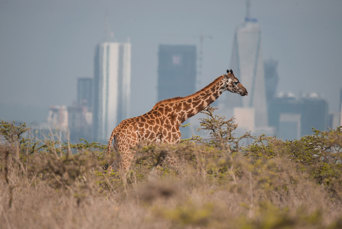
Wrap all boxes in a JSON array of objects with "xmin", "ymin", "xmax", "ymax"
[
  {"xmin": 169, "ymin": 128, "xmax": 181, "ymax": 144},
  {"xmin": 158, "ymin": 128, "xmax": 181, "ymax": 169}
]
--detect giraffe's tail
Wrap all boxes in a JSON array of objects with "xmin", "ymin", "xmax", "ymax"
[
  {"xmin": 106, "ymin": 128, "xmax": 117, "ymax": 156},
  {"xmin": 103, "ymin": 128, "xmax": 117, "ymax": 170}
]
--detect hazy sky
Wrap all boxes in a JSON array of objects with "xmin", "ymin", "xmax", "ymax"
[{"xmin": 0, "ymin": 0, "xmax": 342, "ymax": 123}]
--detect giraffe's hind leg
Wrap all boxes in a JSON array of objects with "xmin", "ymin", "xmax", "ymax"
[
  {"xmin": 115, "ymin": 147, "xmax": 136, "ymax": 189},
  {"xmin": 119, "ymin": 148, "xmax": 135, "ymax": 172},
  {"xmin": 115, "ymin": 131, "xmax": 138, "ymax": 186},
  {"xmin": 104, "ymin": 135, "xmax": 120, "ymax": 171},
  {"xmin": 117, "ymin": 131, "xmax": 138, "ymax": 172}
]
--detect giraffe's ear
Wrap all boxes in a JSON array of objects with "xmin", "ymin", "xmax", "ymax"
[{"xmin": 226, "ymin": 69, "xmax": 233, "ymax": 74}]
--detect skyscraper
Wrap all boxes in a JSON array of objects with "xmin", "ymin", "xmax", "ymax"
[
  {"xmin": 264, "ymin": 59, "xmax": 279, "ymax": 126},
  {"xmin": 328, "ymin": 88, "xmax": 342, "ymax": 129},
  {"xmin": 220, "ymin": 1, "xmax": 269, "ymax": 133},
  {"xmin": 157, "ymin": 44, "xmax": 197, "ymax": 137},
  {"xmin": 157, "ymin": 45, "xmax": 196, "ymax": 101},
  {"xmin": 269, "ymin": 93, "xmax": 329, "ymax": 139},
  {"xmin": 93, "ymin": 42, "xmax": 131, "ymax": 141},
  {"xmin": 77, "ymin": 78, "xmax": 93, "ymax": 111}
]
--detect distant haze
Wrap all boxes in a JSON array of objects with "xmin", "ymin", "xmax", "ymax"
[{"xmin": 0, "ymin": 0, "xmax": 341, "ymax": 123}]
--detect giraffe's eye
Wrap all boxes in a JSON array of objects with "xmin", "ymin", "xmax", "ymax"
[{"xmin": 234, "ymin": 81, "xmax": 239, "ymax": 85}]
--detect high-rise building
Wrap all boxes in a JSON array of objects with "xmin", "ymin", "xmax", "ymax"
[
  {"xmin": 220, "ymin": 4, "xmax": 269, "ymax": 133},
  {"xmin": 77, "ymin": 78, "xmax": 93, "ymax": 110},
  {"xmin": 328, "ymin": 88, "xmax": 342, "ymax": 129},
  {"xmin": 264, "ymin": 59, "xmax": 279, "ymax": 104},
  {"xmin": 157, "ymin": 45, "xmax": 196, "ymax": 101},
  {"xmin": 300, "ymin": 95, "xmax": 329, "ymax": 136},
  {"xmin": 328, "ymin": 113, "xmax": 340, "ymax": 129},
  {"xmin": 264, "ymin": 59, "xmax": 279, "ymax": 127},
  {"xmin": 93, "ymin": 42, "xmax": 131, "ymax": 141},
  {"xmin": 278, "ymin": 113, "xmax": 301, "ymax": 140},
  {"xmin": 157, "ymin": 44, "xmax": 196, "ymax": 138},
  {"xmin": 269, "ymin": 93, "xmax": 329, "ymax": 139}
]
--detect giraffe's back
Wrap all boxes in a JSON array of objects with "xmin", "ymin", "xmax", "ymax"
[{"xmin": 110, "ymin": 109, "xmax": 181, "ymax": 150}]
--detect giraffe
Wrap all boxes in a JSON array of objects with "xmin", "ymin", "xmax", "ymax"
[{"xmin": 106, "ymin": 69, "xmax": 247, "ymax": 172}]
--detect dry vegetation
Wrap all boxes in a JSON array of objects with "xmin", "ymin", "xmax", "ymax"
[{"xmin": 1, "ymin": 109, "xmax": 342, "ymax": 229}]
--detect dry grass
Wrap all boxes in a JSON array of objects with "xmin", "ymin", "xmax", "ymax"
[{"xmin": 1, "ymin": 120, "xmax": 342, "ymax": 228}]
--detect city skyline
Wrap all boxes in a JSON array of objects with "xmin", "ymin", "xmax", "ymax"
[{"xmin": 0, "ymin": 0, "xmax": 341, "ymax": 126}]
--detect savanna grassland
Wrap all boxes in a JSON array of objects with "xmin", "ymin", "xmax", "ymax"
[{"xmin": 1, "ymin": 108, "xmax": 342, "ymax": 229}]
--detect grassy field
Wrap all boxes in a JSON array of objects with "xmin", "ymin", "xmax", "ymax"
[{"xmin": 1, "ymin": 111, "xmax": 342, "ymax": 229}]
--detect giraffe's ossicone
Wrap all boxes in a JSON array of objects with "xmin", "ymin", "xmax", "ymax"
[{"xmin": 106, "ymin": 69, "xmax": 248, "ymax": 172}]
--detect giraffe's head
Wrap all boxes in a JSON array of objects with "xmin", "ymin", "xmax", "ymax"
[{"xmin": 223, "ymin": 69, "xmax": 248, "ymax": 96}]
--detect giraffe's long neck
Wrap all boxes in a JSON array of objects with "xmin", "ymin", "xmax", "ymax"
[{"xmin": 170, "ymin": 75, "xmax": 226, "ymax": 125}]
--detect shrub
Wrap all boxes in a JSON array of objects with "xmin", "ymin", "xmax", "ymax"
[{"xmin": 0, "ymin": 116, "xmax": 341, "ymax": 229}]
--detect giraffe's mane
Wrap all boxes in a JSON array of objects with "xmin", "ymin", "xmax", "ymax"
[
  {"xmin": 188, "ymin": 75, "xmax": 225, "ymax": 98},
  {"xmin": 152, "ymin": 75, "xmax": 225, "ymax": 109},
  {"xmin": 152, "ymin": 96, "xmax": 184, "ymax": 109}
]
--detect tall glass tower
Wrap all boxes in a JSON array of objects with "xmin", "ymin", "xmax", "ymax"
[
  {"xmin": 220, "ymin": 1, "xmax": 269, "ymax": 132},
  {"xmin": 93, "ymin": 42, "xmax": 131, "ymax": 141}
]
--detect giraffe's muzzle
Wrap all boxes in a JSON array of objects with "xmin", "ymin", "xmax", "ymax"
[
  {"xmin": 241, "ymin": 90, "xmax": 248, "ymax": 96},
  {"xmin": 239, "ymin": 86, "xmax": 248, "ymax": 96}
]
